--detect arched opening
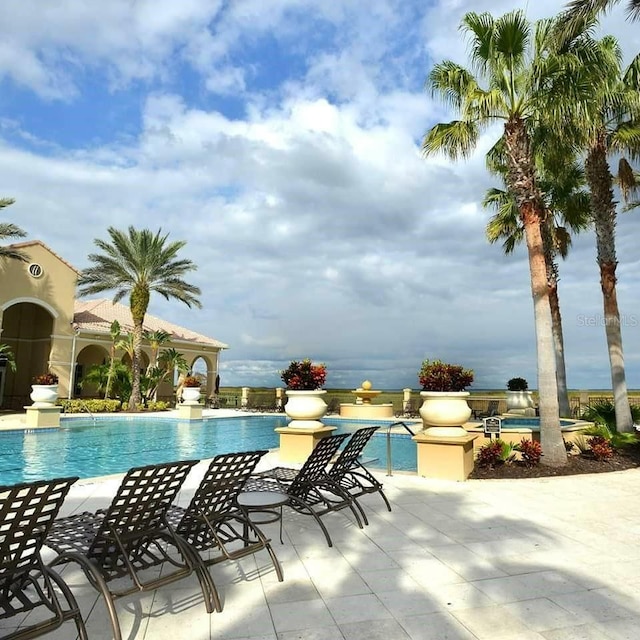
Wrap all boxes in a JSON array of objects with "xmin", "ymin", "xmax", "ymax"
[
  {"xmin": 0, "ymin": 302, "xmax": 55, "ymax": 409},
  {"xmin": 121, "ymin": 351, "xmax": 150, "ymax": 373},
  {"xmin": 191, "ymin": 355, "xmax": 214, "ymax": 399},
  {"xmin": 74, "ymin": 345, "xmax": 110, "ymax": 398}
]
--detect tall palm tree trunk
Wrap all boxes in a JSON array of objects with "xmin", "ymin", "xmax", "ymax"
[
  {"xmin": 585, "ymin": 136, "xmax": 633, "ymax": 432},
  {"xmin": 549, "ymin": 282, "xmax": 572, "ymax": 417},
  {"xmin": 541, "ymin": 220, "xmax": 572, "ymax": 417},
  {"xmin": 505, "ymin": 120, "xmax": 566, "ymax": 466},
  {"xmin": 522, "ymin": 209, "xmax": 566, "ymax": 465},
  {"xmin": 129, "ymin": 321, "xmax": 143, "ymax": 411},
  {"xmin": 128, "ymin": 287, "xmax": 149, "ymax": 412}
]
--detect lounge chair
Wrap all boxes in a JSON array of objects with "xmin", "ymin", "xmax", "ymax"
[
  {"xmin": 396, "ymin": 399, "xmax": 419, "ymax": 419},
  {"xmin": 326, "ymin": 426, "xmax": 392, "ymax": 523},
  {"xmin": 45, "ymin": 459, "xmax": 219, "ymax": 640},
  {"xmin": 245, "ymin": 433, "xmax": 364, "ymax": 547},
  {"xmin": 166, "ymin": 450, "xmax": 284, "ymax": 585},
  {"xmin": 475, "ymin": 399, "xmax": 499, "ymax": 420},
  {"xmin": 250, "ymin": 427, "xmax": 390, "ymax": 526},
  {"xmin": 0, "ymin": 476, "xmax": 88, "ymax": 640}
]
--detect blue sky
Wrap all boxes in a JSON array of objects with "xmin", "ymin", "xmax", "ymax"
[{"xmin": 1, "ymin": 0, "xmax": 639, "ymax": 391}]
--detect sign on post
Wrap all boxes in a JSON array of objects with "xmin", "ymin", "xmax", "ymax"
[{"xmin": 483, "ymin": 416, "xmax": 502, "ymax": 438}]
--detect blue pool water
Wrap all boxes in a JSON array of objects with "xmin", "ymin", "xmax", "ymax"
[
  {"xmin": 0, "ymin": 416, "xmax": 416, "ymax": 485},
  {"xmin": 500, "ymin": 418, "xmax": 576, "ymax": 428}
]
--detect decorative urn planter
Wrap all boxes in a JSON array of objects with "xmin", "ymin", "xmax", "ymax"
[
  {"xmin": 506, "ymin": 390, "xmax": 535, "ymax": 413},
  {"xmin": 419, "ymin": 391, "xmax": 472, "ymax": 437},
  {"xmin": 182, "ymin": 387, "xmax": 202, "ymax": 405},
  {"xmin": 285, "ymin": 390, "xmax": 328, "ymax": 428},
  {"xmin": 30, "ymin": 385, "xmax": 59, "ymax": 407}
]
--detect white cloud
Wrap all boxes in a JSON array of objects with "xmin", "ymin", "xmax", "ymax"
[{"xmin": 1, "ymin": 0, "xmax": 639, "ymax": 390}]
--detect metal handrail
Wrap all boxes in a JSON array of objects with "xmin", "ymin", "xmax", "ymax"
[
  {"xmin": 79, "ymin": 401, "xmax": 96, "ymax": 423},
  {"xmin": 386, "ymin": 421, "xmax": 416, "ymax": 477}
]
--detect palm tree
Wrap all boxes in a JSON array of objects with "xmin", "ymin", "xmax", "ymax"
[
  {"xmin": 82, "ymin": 363, "xmax": 111, "ymax": 396},
  {"xmin": 77, "ymin": 227, "xmax": 201, "ymax": 411},
  {"xmin": 104, "ymin": 320, "xmax": 121, "ymax": 400},
  {"xmin": 158, "ymin": 347, "xmax": 189, "ymax": 403},
  {"xmin": 143, "ymin": 329, "xmax": 172, "ymax": 401},
  {"xmin": 116, "ymin": 332, "xmax": 135, "ymax": 362},
  {"xmin": 144, "ymin": 329, "xmax": 171, "ymax": 371},
  {"xmin": 0, "ymin": 344, "xmax": 17, "ymax": 372},
  {"xmin": 0, "ymin": 198, "xmax": 28, "ymax": 262},
  {"xmin": 422, "ymin": 11, "xmax": 597, "ymax": 466},
  {"xmin": 484, "ymin": 157, "xmax": 591, "ymax": 417},
  {"xmin": 559, "ymin": 33, "xmax": 640, "ymax": 431},
  {"xmin": 563, "ymin": 0, "xmax": 640, "ymax": 26}
]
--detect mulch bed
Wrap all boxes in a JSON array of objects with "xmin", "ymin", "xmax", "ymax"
[{"xmin": 469, "ymin": 447, "xmax": 640, "ymax": 479}]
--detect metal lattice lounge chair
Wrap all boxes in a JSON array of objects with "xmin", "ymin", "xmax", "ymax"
[
  {"xmin": 1, "ymin": 477, "xmax": 88, "ymax": 640},
  {"xmin": 326, "ymin": 426, "xmax": 392, "ymax": 524},
  {"xmin": 166, "ymin": 451, "xmax": 284, "ymax": 585},
  {"xmin": 246, "ymin": 433, "xmax": 364, "ymax": 547},
  {"xmin": 45, "ymin": 460, "xmax": 219, "ymax": 640},
  {"xmin": 475, "ymin": 399, "xmax": 500, "ymax": 420}
]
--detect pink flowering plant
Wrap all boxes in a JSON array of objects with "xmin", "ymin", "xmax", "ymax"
[
  {"xmin": 281, "ymin": 359, "xmax": 327, "ymax": 390},
  {"xmin": 418, "ymin": 359, "xmax": 474, "ymax": 392}
]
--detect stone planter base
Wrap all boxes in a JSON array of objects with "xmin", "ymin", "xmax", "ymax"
[
  {"xmin": 177, "ymin": 404, "xmax": 203, "ymax": 420},
  {"xmin": 275, "ymin": 425, "xmax": 337, "ymax": 463},
  {"xmin": 24, "ymin": 406, "xmax": 62, "ymax": 428},
  {"xmin": 413, "ymin": 432, "xmax": 478, "ymax": 481},
  {"xmin": 339, "ymin": 403, "xmax": 394, "ymax": 419}
]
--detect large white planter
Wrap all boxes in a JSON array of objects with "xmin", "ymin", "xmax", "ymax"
[
  {"xmin": 506, "ymin": 390, "xmax": 534, "ymax": 413},
  {"xmin": 285, "ymin": 390, "xmax": 328, "ymax": 428},
  {"xmin": 419, "ymin": 391, "xmax": 472, "ymax": 437},
  {"xmin": 182, "ymin": 387, "xmax": 202, "ymax": 405},
  {"xmin": 30, "ymin": 384, "xmax": 59, "ymax": 407}
]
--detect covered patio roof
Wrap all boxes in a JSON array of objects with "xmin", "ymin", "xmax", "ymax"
[{"xmin": 73, "ymin": 298, "xmax": 228, "ymax": 349}]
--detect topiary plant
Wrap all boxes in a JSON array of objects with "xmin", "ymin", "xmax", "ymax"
[{"xmin": 507, "ymin": 377, "xmax": 528, "ymax": 391}]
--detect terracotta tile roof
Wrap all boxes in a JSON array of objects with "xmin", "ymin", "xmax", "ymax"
[
  {"xmin": 73, "ymin": 299, "xmax": 228, "ymax": 349},
  {"xmin": 8, "ymin": 240, "xmax": 80, "ymax": 274}
]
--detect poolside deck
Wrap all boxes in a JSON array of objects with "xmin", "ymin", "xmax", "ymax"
[{"xmin": 2, "ymin": 449, "xmax": 639, "ymax": 639}]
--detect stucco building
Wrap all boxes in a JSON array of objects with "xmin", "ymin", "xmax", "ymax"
[{"xmin": 0, "ymin": 241, "xmax": 227, "ymax": 409}]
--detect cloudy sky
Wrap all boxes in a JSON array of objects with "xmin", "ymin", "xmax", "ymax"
[{"xmin": 1, "ymin": 0, "xmax": 639, "ymax": 391}]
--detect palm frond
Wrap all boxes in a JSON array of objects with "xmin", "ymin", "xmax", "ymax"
[
  {"xmin": 461, "ymin": 12, "xmax": 495, "ymax": 75},
  {"xmin": 493, "ymin": 10, "xmax": 529, "ymax": 66},
  {"xmin": 617, "ymin": 158, "xmax": 639, "ymax": 202},
  {"xmin": 422, "ymin": 121, "xmax": 479, "ymax": 160},
  {"xmin": 427, "ymin": 61, "xmax": 478, "ymax": 111}
]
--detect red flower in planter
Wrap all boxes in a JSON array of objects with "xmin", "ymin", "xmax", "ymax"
[{"xmin": 281, "ymin": 359, "xmax": 327, "ymax": 390}]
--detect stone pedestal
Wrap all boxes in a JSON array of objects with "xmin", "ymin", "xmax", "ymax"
[
  {"xmin": 177, "ymin": 403, "xmax": 203, "ymax": 420},
  {"xmin": 412, "ymin": 432, "xmax": 478, "ymax": 481},
  {"xmin": 24, "ymin": 406, "xmax": 62, "ymax": 428},
  {"xmin": 339, "ymin": 403, "xmax": 394, "ymax": 419},
  {"xmin": 275, "ymin": 425, "xmax": 337, "ymax": 463}
]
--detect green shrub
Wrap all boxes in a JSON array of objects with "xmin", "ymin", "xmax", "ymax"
[
  {"xmin": 58, "ymin": 399, "xmax": 122, "ymax": 413},
  {"xmin": 144, "ymin": 401, "xmax": 170, "ymax": 412},
  {"xmin": 581, "ymin": 400, "xmax": 640, "ymax": 431},
  {"xmin": 582, "ymin": 422, "xmax": 639, "ymax": 450}
]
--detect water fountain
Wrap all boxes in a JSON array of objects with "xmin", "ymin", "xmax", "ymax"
[{"xmin": 339, "ymin": 380, "xmax": 394, "ymax": 419}]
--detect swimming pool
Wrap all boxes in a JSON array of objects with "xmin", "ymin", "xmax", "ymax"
[
  {"xmin": 500, "ymin": 417, "xmax": 577, "ymax": 428},
  {"xmin": 0, "ymin": 416, "xmax": 416, "ymax": 485}
]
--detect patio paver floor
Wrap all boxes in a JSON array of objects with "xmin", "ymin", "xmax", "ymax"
[{"xmin": 9, "ymin": 449, "xmax": 640, "ymax": 640}]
